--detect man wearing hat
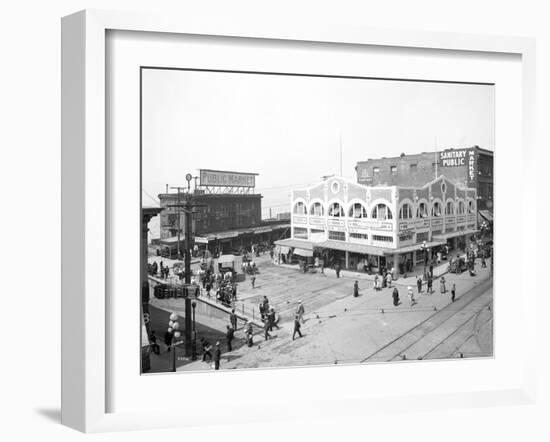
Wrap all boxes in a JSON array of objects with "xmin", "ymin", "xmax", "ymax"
[
  {"xmin": 292, "ymin": 315, "xmax": 303, "ymax": 341},
  {"xmin": 213, "ymin": 341, "xmax": 221, "ymax": 370},
  {"xmin": 296, "ymin": 300, "xmax": 305, "ymax": 324}
]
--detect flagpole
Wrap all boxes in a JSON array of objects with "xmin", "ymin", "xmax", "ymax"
[
  {"xmin": 434, "ymin": 136, "xmax": 438, "ymax": 180},
  {"xmin": 339, "ymin": 132, "xmax": 343, "ymax": 176}
]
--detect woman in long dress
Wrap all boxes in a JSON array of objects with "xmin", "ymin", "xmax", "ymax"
[{"xmin": 440, "ymin": 276, "xmax": 446, "ymax": 294}]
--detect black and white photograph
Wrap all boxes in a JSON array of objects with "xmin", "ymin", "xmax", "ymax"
[{"xmin": 140, "ymin": 68, "xmax": 494, "ymax": 374}]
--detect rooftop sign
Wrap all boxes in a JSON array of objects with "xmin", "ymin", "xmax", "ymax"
[{"xmin": 199, "ymin": 169, "xmax": 257, "ymax": 188}]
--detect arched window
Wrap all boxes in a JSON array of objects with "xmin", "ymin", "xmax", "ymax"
[
  {"xmin": 309, "ymin": 202, "xmax": 324, "ymax": 216},
  {"xmin": 399, "ymin": 203, "xmax": 413, "ymax": 219},
  {"xmin": 293, "ymin": 201, "xmax": 307, "ymax": 215},
  {"xmin": 416, "ymin": 202, "xmax": 428, "ymax": 218},
  {"xmin": 457, "ymin": 200, "xmax": 465, "ymax": 215},
  {"xmin": 431, "ymin": 201, "xmax": 442, "ymax": 217},
  {"xmin": 445, "ymin": 201, "xmax": 454, "ymax": 215},
  {"xmin": 372, "ymin": 203, "xmax": 393, "ymax": 220},
  {"xmin": 328, "ymin": 202, "xmax": 344, "ymax": 217},
  {"xmin": 467, "ymin": 200, "xmax": 475, "ymax": 214},
  {"xmin": 348, "ymin": 202, "xmax": 368, "ymax": 218}
]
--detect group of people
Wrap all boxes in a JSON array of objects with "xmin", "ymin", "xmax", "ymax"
[
  {"xmin": 388, "ymin": 275, "xmax": 457, "ymax": 307},
  {"xmin": 200, "ymin": 338, "xmax": 222, "ymax": 370},
  {"xmin": 199, "ymin": 268, "xmax": 238, "ymax": 306},
  {"xmin": 192, "ymin": 297, "xmax": 307, "ymax": 370},
  {"xmin": 257, "ymin": 295, "xmax": 280, "ymax": 341},
  {"xmin": 372, "ymin": 267, "xmax": 395, "ymax": 291},
  {"xmin": 148, "ymin": 260, "xmax": 170, "ymax": 279}
]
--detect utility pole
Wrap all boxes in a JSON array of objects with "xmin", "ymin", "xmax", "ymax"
[
  {"xmin": 339, "ymin": 132, "xmax": 343, "ymax": 176},
  {"xmin": 168, "ymin": 175, "xmax": 206, "ymax": 358},
  {"xmin": 434, "ymin": 136, "xmax": 438, "ymax": 180},
  {"xmin": 169, "ymin": 186, "xmax": 187, "ymax": 260}
]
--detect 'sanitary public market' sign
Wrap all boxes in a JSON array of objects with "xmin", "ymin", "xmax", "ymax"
[
  {"xmin": 439, "ymin": 149, "xmax": 468, "ymax": 167},
  {"xmin": 200, "ymin": 169, "xmax": 257, "ymax": 188}
]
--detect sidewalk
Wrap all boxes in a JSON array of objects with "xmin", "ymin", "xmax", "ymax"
[{"xmin": 276, "ymin": 259, "xmax": 450, "ymax": 286}]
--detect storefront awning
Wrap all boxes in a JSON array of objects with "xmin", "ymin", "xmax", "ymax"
[
  {"xmin": 390, "ymin": 240, "xmax": 446, "ymax": 255},
  {"xmin": 274, "ymin": 238, "xmax": 314, "ymax": 250},
  {"xmin": 478, "ymin": 210, "xmax": 494, "ymax": 222},
  {"xmin": 294, "ymin": 248, "xmax": 314, "ymax": 257},
  {"xmin": 433, "ymin": 229, "xmax": 479, "ymax": 241},
  {"xmin": 314, "ymin": 240, "xmax": 391, "ymax": 257}
]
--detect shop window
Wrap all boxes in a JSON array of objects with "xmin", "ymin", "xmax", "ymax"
[
  {"xmin": 371, "ymin": 203, "xmax": 393, "ymax": 220},
  {"xmin": 399, "ymin": 203, "xmax": 413, "ymax": 219},
  {"xmin": 348, "ymin": 202, "xmax": 368, "ymax": 218},
  {"xmin": 309, "ymin": 202, "xmax": 324, "ymax": 216},
  {"xmin": 410, "ymin": 164, "xmax": 418, "ymax": 172},
  {"xmin": 390, "ymin": 165, "xmax": 397, "ymax": 175},
  {"xmin": 372, "ymin": 234, "xmax": 393, "ymax": 243},
  {"xmin": 293, "ymin": 227, "xmax": 308, "ymax": 239},
  {"xmin": 399, "ymin": 232, "xmax": 414, "ymax": 241},
  {"xmin": 293, "ymin": 201, "xmax": 307, "ymax": 215},
  {"xmin": 416, "ymin": 202, "xmax": 428, "ymax": 218},
  {"xmin": 349, "ymin": 232, "xmax": 368, "ymax": 240},
  {"xmin": 373, "ymin": 167, "xmax": 380, "ymax": 175},
  {"xmin": 328, "ymin": 202, "xmax": 345, "ymax": 217},
  {"xmin": 416, "ymin": 232, "xmax": 429, "ymax": 243},
  {"xmin": 445, "ymin": 201, "xmax": 454, "ymax": 215},
  {"xmin": 328, "ymin": 230, "xmax": 346, "ymax": 241},
  {"xmin": 431, "ymin": 201, "xmax": 442, "ymax": 217}
]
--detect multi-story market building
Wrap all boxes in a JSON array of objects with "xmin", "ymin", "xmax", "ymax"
[{"xmin": 275, "ymin": 174, "xmax": 477, "ymax": 274}]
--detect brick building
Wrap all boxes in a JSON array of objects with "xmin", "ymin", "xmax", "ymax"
[
  {"xmin": 355, "ymin": 146, "xmax": 493, "ymax": 222},
  {"xmin": 157, "ymin": 170, "xmax": 289, "ymax": 256},
  {"xmin": 159, "ymin": 192, "xmax": 262, "ymax": 239}
]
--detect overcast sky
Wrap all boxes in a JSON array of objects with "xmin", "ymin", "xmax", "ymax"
[{"xmin": 142, "ymin": 69, "xmax": 494, "ymax": 218}]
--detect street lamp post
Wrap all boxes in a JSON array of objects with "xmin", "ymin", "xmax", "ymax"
[
  {"xmin": 420, "ymin": 240, "xmax": 429, "ymax": 280},
  {"xmin": 191, "ymin": 300, "xmax": 197, "ymax": 360}
]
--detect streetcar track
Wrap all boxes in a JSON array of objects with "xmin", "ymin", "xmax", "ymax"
[
  {"xmin": 360, "ymin": 278, "xmax": 493, "ymax": 363},
  {"xmin": 418, "ymin": 301, "xmax": 492, "ymax": 360},
  {"xmin": 425, "ymin": 315, "xmax": 493, "ymax": 359}
]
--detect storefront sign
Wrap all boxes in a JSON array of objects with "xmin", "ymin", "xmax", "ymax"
[
  {"xmin": 467, "ymin": 149, "xmax": 477, "ymax": 185},
  {"xmin": 194, "ymin": 236, "xmax": 210, "ymax": 244},
  {"xmin": 329, "ymin": 225, "xmax": 346, "ymax": 232},
  {"xmin": 399, "ymin": 221, "xmax": 412, "ymax": 231},
  {"xmin": 199, "ymin": 169, "xmax": 256, "ymax": 188},
  {"xmin": 253, "ymin": 227, "xmax": 272, "ymax": 234},
  {"xmin": 456, "ymin": 216, "xmax": 467, "ymax": 223},
  {"xmin": 216, "ymin": 231, "xmax": 239, "ymax": 239},
  {"xmin": 369, "ymin": 221, "xmax": 393, "ymax": 232},
  {"xmin": 347, "ymin": 220, "xmax": 370, "ymax": 230},
  {"xmin": 293, "ymin": 216, "xmax": 307, "ymax": 224},
  {"xmin": 309, "ymin": 217, "xmax": 326, "ymax": 226},
  {"xmin": 348, "ymin": 227, "xmax": 369, "ymax": 234},
  {"xmin": 415, "ymin": 219, "xmax": 430, "ymax": 228},
  {"xmin": 328, "ymin": 219, "xmax": 345, "ymax": 228},
  {"xmin": 431, "ymin": 218, "xmax": 443, "ymax": 227}
]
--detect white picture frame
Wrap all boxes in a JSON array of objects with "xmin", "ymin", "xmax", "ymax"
[{"xmin": 61, "ymin": 9, "xmax": 537, "ymax": 433}]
